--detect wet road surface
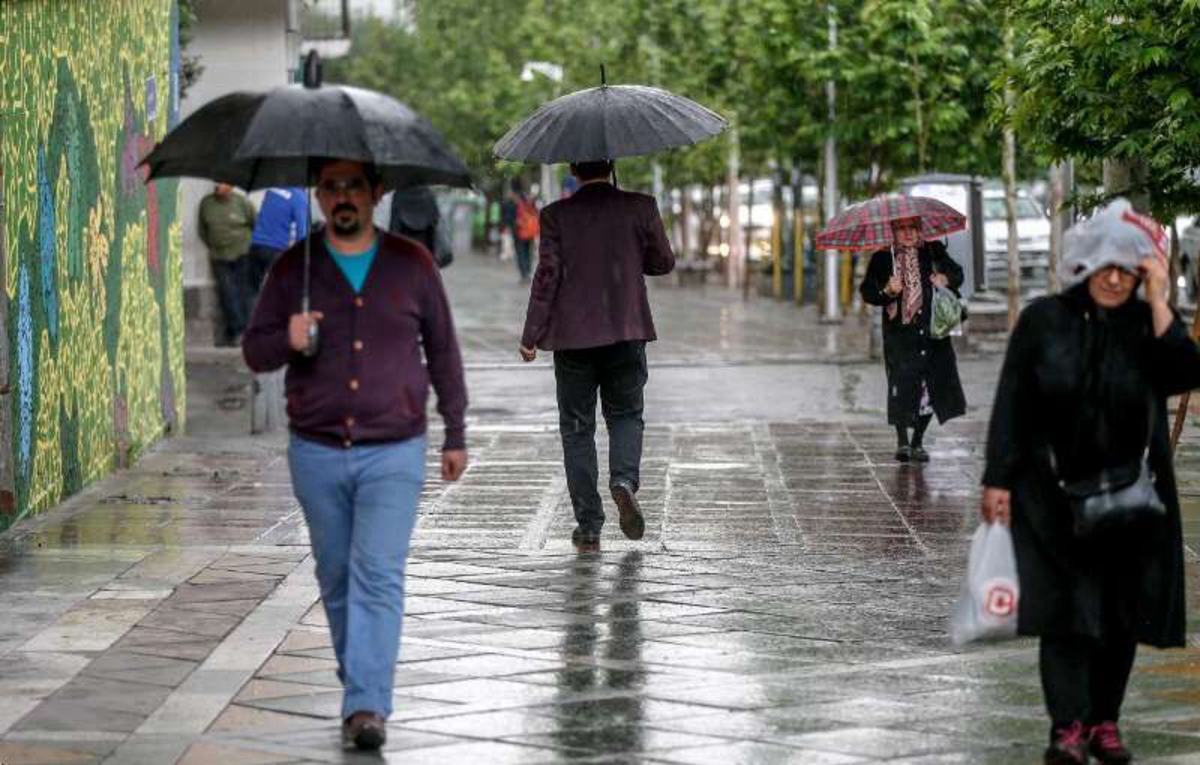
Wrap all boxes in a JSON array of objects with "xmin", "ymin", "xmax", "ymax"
[{"xmin": 2, "ymin": 254, "xmax": 1200, "ymax": 764}]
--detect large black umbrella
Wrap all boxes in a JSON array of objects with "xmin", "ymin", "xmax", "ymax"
[
  {"xmin": 141, "ymin": 53, "xmax": 470, "ymax": 356},
  {"xmin": 141, "ymin": 60, "xmax": 471, "ymax": 190},
  {"xmin": 493, "ymin": 68, "xmax": 728, "ymax": 164}
]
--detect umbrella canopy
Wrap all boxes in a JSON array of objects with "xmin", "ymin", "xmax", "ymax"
[
  {"xmin": 494, "ymin": 80, "xmax": 728, "ymax": 164},
  {"xmin": 815, "ymin": 195, "xmax": 967, "ymax": 251},
  {"xmin": 140, "ymin": 75, "xmax": 471, "ymax": 191}
]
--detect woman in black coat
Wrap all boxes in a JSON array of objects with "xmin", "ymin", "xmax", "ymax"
[
  {"xmin": 981, "ymin": 201, "xmax": 1200, "ymax": 765},
  {"xmin": 860, "ymin": 217, "xmax": 967, "ymax": 462}
]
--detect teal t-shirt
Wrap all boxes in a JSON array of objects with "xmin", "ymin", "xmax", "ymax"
[{"xmin": 326, "ymin": 238, "xmax": 379, "ymax": 294}]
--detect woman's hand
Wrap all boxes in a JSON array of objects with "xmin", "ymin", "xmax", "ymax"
[
  {"xmin": 884, "ymin": 274, "xmax": 903, "ymax": 296},
  {"xmin": 1139, "ymin": 251, "xmax": 1170, "ymax": 306},
  {"xmin": 931, "ymin": 273, "xmax": 949, "ymax": 289},
  {"xmin": 981, "ymin": 486, "xmax": 1012, "ymax": 525}
]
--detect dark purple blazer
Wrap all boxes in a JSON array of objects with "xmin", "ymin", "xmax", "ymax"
[
  {"xmin": 521, "ymin": 183, "xmax": 676, "ymax": 351},
  {"xmin": 242, "ymin": 230, "xmax": 467, "ymax": 451}
]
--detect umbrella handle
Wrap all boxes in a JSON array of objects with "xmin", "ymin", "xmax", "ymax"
[{"xmin": 301, "ymin": 185, "xmax": 319, "ymax": 358}]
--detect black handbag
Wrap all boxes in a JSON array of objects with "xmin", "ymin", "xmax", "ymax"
[{"xmin": 1048, "ymin": 403, "xmax": 1167, "ymax": 538}]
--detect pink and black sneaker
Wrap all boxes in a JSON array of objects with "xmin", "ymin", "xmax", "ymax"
[
  {"xmin": 1089, "ymin": 721, "xmax": 1133, "ymax": 764},
  {"xmin": 1044, "ymin": 721, "xmax": 1089, "ymax": 765}
]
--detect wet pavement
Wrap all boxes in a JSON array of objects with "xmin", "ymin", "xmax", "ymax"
[{"xmin": 3, "ymin": 253, "xmax": 1200, "ymax": 764}]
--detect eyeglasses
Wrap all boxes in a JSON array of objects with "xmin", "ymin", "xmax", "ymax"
[{"xmin": 317, "ymin": 178, "xmax": 369, "ymax": 196}]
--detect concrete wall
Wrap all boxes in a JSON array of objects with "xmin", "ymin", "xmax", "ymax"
[
  {"xmin": 180, "ymin": 0, "xmax": 300, "ymax": 344},
  {"xmin": 0, "ymin": 0, "xmax": 185, "ymax": 528}
]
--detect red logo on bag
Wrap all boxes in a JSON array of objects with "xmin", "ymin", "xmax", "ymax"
[{"xmin": 983, "ymin": 581, "xmax": 1017, "ymax": 617}]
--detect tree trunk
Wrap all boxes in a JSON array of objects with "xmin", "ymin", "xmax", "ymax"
[
  {"xmin": 679, "ymin": 187, "xmax": 692, "ymax": 261},
  {"xmin": 1103, "ymin": 158, "xmax": 1150, "ymax": 214},
  {"xmin": 791, "ymin": 160, "xmax": 806, "ymax": 305},
  {"xmin": 1047, "ymin": 162, "xmax": 1064, "ymax": 293},
  {"xmin": 1003, "ymin": 23, "xmax": 1021, "ymax": 330},
  {"xmin": 727, "ymin": 124, "xmax": 744, "ymax": 290}
]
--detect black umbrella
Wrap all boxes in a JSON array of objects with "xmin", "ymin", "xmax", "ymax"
[
  {"xmin": 493, "ymin": 67, "xmax": 728, "ymax": 164},
  {"xmin": 141, "ymin": 59, "xmax": 471, "ymax": 191},
  {"xmin": 141, "ymin": 52, "xmax": 471, "ymax": 356}
]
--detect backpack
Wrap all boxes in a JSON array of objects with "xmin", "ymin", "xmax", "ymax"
[{"xmin": 515, "ymin": 198, "xmax": 539, "ymax": 241}]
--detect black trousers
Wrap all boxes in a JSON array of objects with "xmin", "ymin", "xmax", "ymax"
[
  {"xmin": 553, "ymin": 341, "xmax": 648, "ymax": 533},
  {"xmin": 514, "ymin": 237, "xmax": 533, "ymax": 279},
  {"xmin": 211, "ymin": 257, "xmax": 249, "ymax": 342},
  {"xmin": 1040, "ymin": 634, "xmax": 1138, "ymax": 728},
  {"xmin": 245, "ymin": 244, "xmax": 282, "ymax": 316}
]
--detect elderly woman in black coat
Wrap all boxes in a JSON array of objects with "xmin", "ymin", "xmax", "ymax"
[
  {"xmin": 860, "ymin": 216, "xmax": 967, "ymax": 462},
  {"xmin": 981, "ymin": 199, "xmax": 1200, "ymax": 765}
]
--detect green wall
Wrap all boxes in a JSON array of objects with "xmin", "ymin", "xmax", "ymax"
[{"xmin": 0, "ymin": 0, "xmax": 186, "ymax": 528}]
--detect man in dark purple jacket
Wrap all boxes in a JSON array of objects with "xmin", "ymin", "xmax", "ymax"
[
  {"xmin": 243, "ymin": 160, "xmax": 467, "ymax": 751},
  {"xmin": 519, "ymin": 160, "xmax": 675, "ymax": 551}
]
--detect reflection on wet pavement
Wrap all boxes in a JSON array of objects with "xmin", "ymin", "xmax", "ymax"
[{"xmin": 1, "ymin": 254, "xmax": 1199, "ymax": 764}]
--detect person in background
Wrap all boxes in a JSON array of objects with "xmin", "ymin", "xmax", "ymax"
[
  {"xmin": 389, "ymin": 186, "xmax": 453, "ymax": 268},
  {"xmin": 198, "ymin": 182, "xmax": 256, "ymax": 346},
  {"xmin": 246, "ymin": 186, "xmax": 309, "ymax": 309},
  {"xmin": 858, "ymin": 216, "xmax": 966, "ymax": 462},
  {"xmin": 501, "ymin": 180, "xmax": 539, "ymax": 282},
  {"xmin": 981, "ymin": 199, "xmax": 1200, "ymax": 765}
]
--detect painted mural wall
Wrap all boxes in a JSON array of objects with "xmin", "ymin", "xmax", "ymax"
[{"xmin": 0, "ymin": 1, "xmax": 186, "ymax": 528}]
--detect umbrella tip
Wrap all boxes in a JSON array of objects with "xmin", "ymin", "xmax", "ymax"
[
  {"xmin": 600, "ymin": 64, "xmax": 606, "ymax": 87},
  {"xmin": 303, "ymin": 50, "xmax": 322, "ymax": 89}
]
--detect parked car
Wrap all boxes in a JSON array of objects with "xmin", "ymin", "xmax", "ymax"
[{"xmin": 982, "ymin": 187, "xmax": 1051, "ymax": 293}]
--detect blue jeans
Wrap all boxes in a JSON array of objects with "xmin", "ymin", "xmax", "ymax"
[{"xmin": 287, "ymin": 434, "xmax": 427, "ymax": 719}]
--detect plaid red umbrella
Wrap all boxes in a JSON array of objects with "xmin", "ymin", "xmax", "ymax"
[{"xmin": 815, "ymin": 195, "xmax": 967, "ymax": 251}]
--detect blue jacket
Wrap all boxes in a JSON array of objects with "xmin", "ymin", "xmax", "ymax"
[{"xmin": 251, "ymin": 187, "xmax": 309, "ymax": 251}]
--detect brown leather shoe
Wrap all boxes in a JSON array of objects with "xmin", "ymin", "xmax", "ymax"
[
  {"xmin": 572, "ymin": 526, "xmax": 601, "ymax": 552},
  {"xmin": 343, "ymin": 710, "xmax": 386, "ymax": 750},
  {"xmin": 611, "ymin": 482, "xmax": 645, "ymax": 540}
]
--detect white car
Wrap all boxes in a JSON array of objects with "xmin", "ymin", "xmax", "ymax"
[{"xmin": 982, "ymin": 189, "xmax": 1051, "ymax": 291}]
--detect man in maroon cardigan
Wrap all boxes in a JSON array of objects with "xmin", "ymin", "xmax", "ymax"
[
  {"xmin": 519, "ymin": 160, "xmax": 675, "ymax": 551},
  {"xmin": 242, "ymin": 160, "xmax": 467, "ymax": 750}
]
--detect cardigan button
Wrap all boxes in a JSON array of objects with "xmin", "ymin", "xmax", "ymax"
[
  {"xmin": 353, "ymin": 340, "xmax": 363, "ymax": 352},
  {"xmin": 343, "ymin": 439, "xmax": 352, "ymax": 448},
  {"xmin": 349, "ymin": 379, "xmax": 360, "ymax": 391},
  {"xmin": 345, "ymin": 416, "xmax": 356, "ymax": 427},
  {"xmin": 354, "ymin": 297, "xmax": 364, "ymax": 308}
]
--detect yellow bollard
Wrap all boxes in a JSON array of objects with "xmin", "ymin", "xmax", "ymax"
[
  {"xmin": 794, "ymin": 209, "xmax": 805, "ymax": 305},
  {"xmin": 771, "ymin": 216, "xmax": 783, "ymax": 299}
]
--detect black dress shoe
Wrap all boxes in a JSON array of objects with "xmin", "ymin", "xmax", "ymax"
[
  {"xmin": 894, "ymin": 446, "xmax": 912, "ymax": 462},
  {"xmin": 572, "ymin": 526, "xmax": 601, "ymax": 552},
  {"xmin": 910, "ymin": 446, "xmax": 930, "ymax": 462},
  {"xmin": 343, "ymin": 711, "xmax": 387, "ymax": 750},
  {"xmin": 611, "ymin": 482, "xmax": 645, "ymax": 540}
]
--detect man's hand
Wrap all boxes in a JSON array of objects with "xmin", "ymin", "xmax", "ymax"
[
  {"xmin": 442, "ymin": 449, "xmax": 467, "ymax": 482},
  {"xmin": 931, "ymin": 273, "xmax": 950, "ymax": 289},
  {"xmin": 885, "ymin": 274, "xmax": 903, "ymax": 296},
  {"xmin": 519, "ymin": 345, "xmax": 537, "ymax": 362},
  {"xmin": 981, "ymin": 486, "xmax": 1012, "ymax": 525},
  {"xmin": 289, "ymin": 312, "xmax": 323, "ymax": 352}
]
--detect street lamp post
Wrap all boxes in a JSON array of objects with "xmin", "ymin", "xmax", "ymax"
[{"xmin": 520, "ymin": 61, "xmax": 564, "ymax": 203}]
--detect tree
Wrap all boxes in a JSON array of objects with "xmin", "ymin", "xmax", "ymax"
[{"xmin": 1005, "ymin": 0, "xmax": 1200, "ymax": 220}]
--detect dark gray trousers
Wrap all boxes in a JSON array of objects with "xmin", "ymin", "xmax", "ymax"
[{"xmin": 553, "ymin": 341, "xmax": 648, "ymax": 533}]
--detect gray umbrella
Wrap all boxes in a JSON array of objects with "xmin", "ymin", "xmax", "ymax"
[{"xmin": 493, "ymin": 72, "xmax": 728, "ymax": 164}]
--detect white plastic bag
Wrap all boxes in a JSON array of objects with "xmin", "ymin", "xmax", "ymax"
[{"xmin": 949, "ymin": 522, "xmax": 1020, "ymax": 646}]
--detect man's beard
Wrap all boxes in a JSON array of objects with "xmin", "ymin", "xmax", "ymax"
[{"xmin": 331, "ymin": 208, "xmax": 361, "ymax": 236}]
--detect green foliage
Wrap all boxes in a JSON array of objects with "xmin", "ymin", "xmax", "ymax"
[
  {"xmin": 1005, "ymin": 0, "xmax": 1200, "ymax": 219},
  {"xmin": 326, "ymin": 0, "xmax": 1019, "ymax": 196}
]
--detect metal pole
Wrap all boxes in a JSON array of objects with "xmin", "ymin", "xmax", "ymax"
[{"xmin": 823, "ymin": 5, "xmax": 841, "ymax": 321}]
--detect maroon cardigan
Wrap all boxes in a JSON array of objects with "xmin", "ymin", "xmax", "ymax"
[
  {"xmin": 521, "ymin": 183, "xmax": 675, "ymax": 351},
  {"xmin": 242, "ymin": 230, "xmax": 467, "ymax": 451}
]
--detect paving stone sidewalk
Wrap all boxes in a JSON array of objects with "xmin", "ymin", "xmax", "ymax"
[{"xmin": 2, "ymin": 255, "xmax": 1200, "ymax": 765}]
